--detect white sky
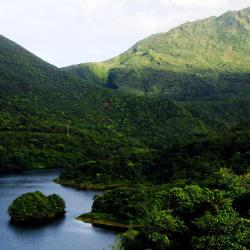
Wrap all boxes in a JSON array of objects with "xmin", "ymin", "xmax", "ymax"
[{"xmin": 0, "ymin": 0, "xmax": 249, "ymax": 67}]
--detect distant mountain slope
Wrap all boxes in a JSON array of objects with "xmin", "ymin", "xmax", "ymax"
[
  {"xmin": 0, "ymin": 35, "xmax": 204, "ymax": 144},
  {"xmin": 0, "ymin": 34, "xmax": 89, "ymax": 95},
  {"xmin": 64, "ymin": 7, "xmax": 250, "ymax": 100}
]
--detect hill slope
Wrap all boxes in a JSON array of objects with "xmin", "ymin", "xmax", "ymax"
[
  {"xmin": 64, "ymin": 7, "xmax": 250, "ymax": 100},
  {"xmin": 0, "ymin": 35, "xmax": 87, "ymax": 95},
  {"xmin": 0, "ymin": 7, "xmax": 250, "ymax": 174},
  {"xmin": 59, "ymin": 122, "xmax": 250, "ymax": 185},
  {"xmin": 0, "ymin": 34, "xmax": 221, "ymax": 174}
]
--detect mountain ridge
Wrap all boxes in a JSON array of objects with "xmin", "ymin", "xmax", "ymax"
[{"xmin": 63, "ymin": 7, "xmax": 250, "ymax": 99}]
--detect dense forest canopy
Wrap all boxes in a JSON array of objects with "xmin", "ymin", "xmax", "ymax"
[
  {"xmin": 0, "ymin": 15, "xmax": 250, "ymax": 173},
  {"xmin": 8, "ymin": 191, "xmax": 65, "ymax": 225}
]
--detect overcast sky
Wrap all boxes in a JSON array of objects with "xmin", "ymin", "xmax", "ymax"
[{"xmin": 0, "ymin": 0, "xmax": 250, "ymax": 67}]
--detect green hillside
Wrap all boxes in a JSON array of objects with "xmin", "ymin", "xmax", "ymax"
[
  {"xmin": 64, "ymin": 8, "xmax": 250, "ymax": 100},
  {"xmin": 0, "ymin": 35, "xmax": 87, "ymax": 95},
  {"xmin": 0, "ymin": 34, "xmax": 224, "ymax": 174},
  {"xmin": 0, "ymin": 8, "xmax": 250, "ymax": 175},
  {"xmin": 58, "ymin": 122, "xmax": 250, "ymax": 186}
]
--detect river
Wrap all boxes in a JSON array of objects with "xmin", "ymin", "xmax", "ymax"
[{"xmin": 0, "ymin": 169, "xmax": 116, "ymax": 250}]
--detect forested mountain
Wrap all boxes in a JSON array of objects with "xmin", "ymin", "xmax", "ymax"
[
  {"xmin": 64, "ymin": 8, "xmax": 250, "ymax": 100},
  {"xmin": 0, "ymin": 7, "xmax": 250, "ymax": 250},
  {"xmin": 0, "ymin": 35, "xmax": 225, "ymax": 173},
  {"xmin": 0, "ymin": 8, "xmax": 249, "ymax": 176}
]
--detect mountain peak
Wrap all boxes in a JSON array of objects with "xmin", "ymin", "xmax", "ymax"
[{"xmin": 64, "ymin": 7, "xmax": 250, "ymax": 99}]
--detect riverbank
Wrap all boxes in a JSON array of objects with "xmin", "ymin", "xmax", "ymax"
[
  {"xmin": 54, "ymin": 178, "xmax": 130, "ymax": 191},
  {"xmin": 55, "ymin": 179, "xmax": 148, "ymax": 231},
  {"xmin": 76, "ymin": 212, "xmax": 143, "ymax": 230}
]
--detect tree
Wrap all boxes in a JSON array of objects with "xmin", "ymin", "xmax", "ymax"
[{"xmin": 192, "ymin": 206, "xmax": 250, "ymax": 250}]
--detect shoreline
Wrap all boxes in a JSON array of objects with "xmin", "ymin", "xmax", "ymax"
[
  {"xmin": 54, "ymin": 178, "xmax": 130, "ymax": 191},
  {"xmin": 76, "ymin": 212, "xmax": 143, "ymax": 231}
]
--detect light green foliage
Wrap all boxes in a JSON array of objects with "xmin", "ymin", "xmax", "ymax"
[
  {"xmin": 212, "ymin": 168, "xmax": 247, "ymax": 195},
  {"xmin": 65, "ymin": 8, "xmax": 250, "ymax": 100},
  {"xmin": 63, "ymin": 62, "xmax": 108, "ymax": 86},
  {"xmin": 192, "ymin": 207, "xmax": 250, "ymax": 250},
  {"xmin": 166, "ymin": 185, "xmax": 214, "ymax": 218},
  {"xmin": 94, "ymin": 172, "xmax": 249, "ymax": 250},
  {"xmin": 141, "ymin": 209, "xmax": 186, "ymax": 249}
]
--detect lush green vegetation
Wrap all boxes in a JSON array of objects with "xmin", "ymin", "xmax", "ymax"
[
  {"xmin": 8, "ymin": 191, "xmax": 65, "ymax": 225},
  {"xmin": 58, "ymin": 123, "xmax": 250, "ymax": 187},
  {"xmin": 0, "ymin": 34, "xmax": 211, "ymax": 173},
  {"xmin": 89, "ymin": 171, "xmax": 249, "ymax": 249},
  {"xmin": 77, "ymin": 212, "xmax": 143, "ymax": 230},
  {"xmin": 146, "ymin": 123, "xmax": 250, "ymax": 183},
  {"xmin": 1, "ymin": 90, "xmax": 215, "ymax": 174},
  {"xmin": 64, "ymin": 8, "xmax": 250, "ymax": 100},
  {"xmin": 76, "ymin": 124, "xmax": 250, "ymax": 248},
  {"xmin": 2, "ymin": 31, "xmax": 249, "ymax": 175}
]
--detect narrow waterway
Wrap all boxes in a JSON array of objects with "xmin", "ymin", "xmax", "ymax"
[{"xmin": 0, "ymin": 169, "xmax": 116, "ymax": 250}]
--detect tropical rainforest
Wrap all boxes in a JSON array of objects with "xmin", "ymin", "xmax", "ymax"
[{"xmin": 0, "ymin": 7, "xmax": 249, "ymax": 250}]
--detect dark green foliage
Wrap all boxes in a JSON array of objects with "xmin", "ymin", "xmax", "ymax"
[
  {"xmin": 146, "ymin": 124, "xmax": 250, "ymax": 184},
  {"xmin": 210, "ymin": 168, "xmax": 247, "ymax": 195},
  {"xmin": 0, "ymin": 8, "xmax": 250, "ymax": 249},
  {"xmin": 92, "ymin": 187, "xmax": 153, "ymax": 222},
  {"xmin": 55, "ymin": 9, "xmax": 250, "ymax": 186},
  {"xmin": 140, "ymin": 209, "xmax": 187, "ymax": 250},
  {"xmin": 58, "ymin": 124, "xmax": 250, "ymax": 187},
  {"xmin": 0, "ymin": 7, "xmax": 249, "ymax": 250},
  {"xmin": 119, "ymin": 229, "xmax": 142, "ymax": 250},
  {"xmin": 121, "ymin": 210, "xmax": 187, "ymax": 250},
  {"xmin": 8, "ymin": 191, "xmax": 65, "ymax": 225},
  {"xmin": 165, "ymin": 185, "xmax": 215, "ymax": 220},
  {"xmin": 59, "ymin": 146, "xmax": 154, "ymax": 184},
  {"xmin": 233, "ymin": 192, "xmax": 250, "ymax": 219}
]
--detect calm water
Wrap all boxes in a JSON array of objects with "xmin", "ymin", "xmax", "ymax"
[{"xmin": 0, "ymin": 169, "xmax": 116, "ymax": 250}]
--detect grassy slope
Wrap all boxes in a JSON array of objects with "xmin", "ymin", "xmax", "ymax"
[{"xmin": 64, "ymin": 8, "xmax": 250, "ymax": 100}]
